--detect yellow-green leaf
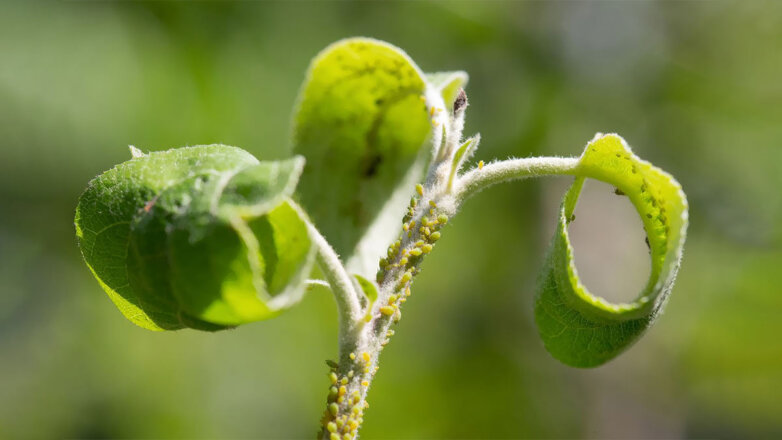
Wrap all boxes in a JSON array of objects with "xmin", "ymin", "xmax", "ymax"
[
  {"xmin": 535, "ymin": 134, "xmax": 688, "ymax": 367},
  {"xmin": 292, "ymin": 38, "xmax": 466, "ymax": 276}
]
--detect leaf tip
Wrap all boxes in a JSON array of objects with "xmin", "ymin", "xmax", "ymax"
[{"xmin": 128, "ymin": 145, "xmax": 145, "ymax": 158}]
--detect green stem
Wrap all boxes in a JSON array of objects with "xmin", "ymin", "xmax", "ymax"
[{"xmin": 455, "ymin": 156, "xmax": 580, "ymax": 202}]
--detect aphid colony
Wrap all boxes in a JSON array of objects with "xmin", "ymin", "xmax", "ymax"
[
  {"xmin": 321, "ymin": 351, "xmax": 374, "ymax": 440},
  {"xmin": 320, "ymin": 181, "xmax": 451, "ymax": 440}
]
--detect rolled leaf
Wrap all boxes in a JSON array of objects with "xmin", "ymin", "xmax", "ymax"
[
  {"xmin": 75, "ymin": 145, "xmax": 314, "ymax": 331},
  {"xmin": 535, "ymin": 134, "xmax": 688, "ymax": 367}
]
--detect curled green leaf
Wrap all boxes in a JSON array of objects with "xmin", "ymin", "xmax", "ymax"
[
  {"xmin": 75, "ymin": 145, "xmax": 315, "ymax": 331},
  {"xmin": 292, "ymin": 37, "xmax": 467, "ymax": 276},
  {"xmin": 535, "ymin": 134, "xmax": 688, "ymax": 367}
]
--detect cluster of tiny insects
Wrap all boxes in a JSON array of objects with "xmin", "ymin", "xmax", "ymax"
[
  {"xmin": 319, "ymin": 182, "xmax": 450, "ymax": 440},
  {"xmin": 321, "ymin": 352, "xmax": 372, "ymax": 440},
  {"xmin": 318, "ymin": 89, "xmax": 483, "ymax": 440}
]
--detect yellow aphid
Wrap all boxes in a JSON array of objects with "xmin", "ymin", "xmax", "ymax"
[
  {"xmin": 401, "ymin": 272, "xmax": 412, "ymax": 283},
  {"xmin": 361, "ymin": 380, "xmax": 369, "ymax": 387},
  {"xmin": 329, "ymin": 403, "xmax": 339, "ymax": 417},
  {"xmin": 388, "ymin": 294, "xmax": 398, "ymax": 304},
  {"xmin": 415, "ymin": 240, "xmax": 425, "ymax": 247},
  {"xmin": 478, "ymin": 160, "xmax": 484, "ymax": 169},
  {"xmin": 429, "ymin": 200, "xmax": 437, "ymax": 208},
  {"xmin": 327, "ymin": 422, "xmax": 337, "ymax": 433},
  {"xmin": 416, "ymin": 184, "xmax": 424, "ymax": 196},
  {"xmin": 430, "ymin": 231, "xmax": 441, "ymax": 241},
  {"xmin": 339, "ymin": 386, "xmax": 347, "ymax": 396},
  {"xmin": 437, "ymin": 214, "xmax": 448, "ymax": 224},
  {"xmin": 430, "ymin": 106, "xmax": 436, "ymax": 116},
  {"xmin": 432, "ymin": 119, "xmax": 439, "ymax": 127},
  {"xmin": 349, "ymin": 352, "xmax": 356, "ymax": 360},
  {"xmin": 341, "ymin": 377, "xmax": 348, "ymax": 385},
  {"xmin": 380, "ymin": 306, "xmax": 395, "ymax": 316},
  {"xmin": 402, "ymin": 223, "xmax": 409, "ymax": 232},
  {"xmin": 329, "ymin": 372, "xmax": 338, "ymax": 384},
  {"xmin": 330, "ymin": 433, "xmax": 340, "ymax": 440},
  {"xmin": 409, "ymin": 248, "xmax": 422, "ymax": 257},
  {"xmin": 348, "ymin": 370, "xmax": 354, "ymax": 378},
  {"xmin": 362, "ymin": 352, "xmax": 371, "ymax": 362},
  {"xmin": 405, "ymin": 286, "xmax": 411, "ymax": 296},
  {"xmin": 429, "ymin": 208, "xmax": 435, "ymax": 216},
  {"xmin": 399, "ymin": 257, "xmax": 408, "ymax": 265},
  {"xmin": 422, "ymin": 244, "xmax": 433, "ymax": 254},
  {"xmin": 422, "ymin": 227, "xmax": 431, "ymax": 236}
]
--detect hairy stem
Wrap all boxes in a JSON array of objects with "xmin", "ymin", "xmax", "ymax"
[
  {"xmin": 303, "ymin": 215, "xmax": 364, "ymax": 356},
  {"xmin": 455, "ymin": 156, "xmax": 580, "ymax": 202},
  {"xmin": 316, "ymin": 88, "xmax": 582, "ymax": 439}
]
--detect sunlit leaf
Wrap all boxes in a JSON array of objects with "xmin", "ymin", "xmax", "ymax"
[
  {"xmin": 75, "ymin": 145, "xmax": 314, "ymax": 331},
  {"xmin": 535, "ymin": 134, "xmax": 688, "ymax": 367},
  {"xmin": 292, "ymin": 38, "xmax": 466, "ymax": 276}
]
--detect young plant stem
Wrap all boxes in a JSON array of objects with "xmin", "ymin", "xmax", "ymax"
[{"xmin": 317, "ymin": 93, "xmax": 582, "ymax": 440}]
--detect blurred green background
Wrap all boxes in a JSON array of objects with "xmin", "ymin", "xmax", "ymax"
[{"xmin": 1, "ymin": 1, "xmax": 780, "ymax": 439}]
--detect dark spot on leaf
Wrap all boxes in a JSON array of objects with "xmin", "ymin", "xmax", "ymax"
[
  {"xmin": 613, "ymin": 187, "xmax": 625, "ymax": 196},
  {"xmin": 362, "ymin": 153, "xmax": 382, "ymax": 178}
]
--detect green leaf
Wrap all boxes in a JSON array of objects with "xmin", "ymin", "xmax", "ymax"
[
  {"xmin": 292, "ymin": 38, "xmax": 467, "ymax": 276},
  {"xmin": 75, "ymin": 145, "xmax": 314, "ymax": 331},
  {"xmin": 353, "ymin": 274, "xmax": 378, "ymax": 307},
  {"xmin": 535, "ymin": 134, "xmax": 688, "ymax": 367},
  {"xmin": 448, "ymin": 135, "xmax": 479, "ymax": 189}
]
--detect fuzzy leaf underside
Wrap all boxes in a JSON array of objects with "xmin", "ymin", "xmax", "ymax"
[
  {"xmin": 75, "ymin": 145, "xmax": 315, "ymax": 331},
  {"xmin": 535, "ymin": 134, "xmax": 688, "ymax": 367},
  {"xmin": 292, "ymin": 37, "xmax": 466, "ymax": 272}
]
